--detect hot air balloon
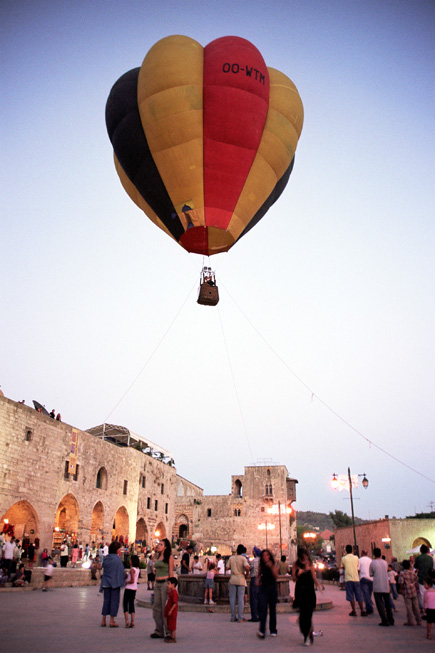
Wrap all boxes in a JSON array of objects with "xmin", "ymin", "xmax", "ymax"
[{"xmin": 106, "ymin": 35, "xmax": 303, "ymax": 304}]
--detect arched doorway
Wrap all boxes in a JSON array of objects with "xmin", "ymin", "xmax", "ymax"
[
  {"xmin": 54, "ymin": 493, "xmax": 80, "ymax": 548},
  {"xmin": 90, "ymin": 501, "xmax": 104, "ymax": 545},
  {"xmin": 1, "ymin": 500, "xmax": 39, "ymax": 542},
  {"xmin": 155, "ymin": 521, "xmax": 166, "ymax": 540},
  {"xmin": 135, "ymin": 518, "xmax": 148, "ymax": 547},
  {"xmin": 176, "ymin": 514, "xmax": 189, "ymax": 540},
  {"xmin": 412, "ymin": 537, "xmax": 432, "ymax": 549},
  {"xmin": 112, "ymin": 506, "xmax": 129, "ymax": 544}
]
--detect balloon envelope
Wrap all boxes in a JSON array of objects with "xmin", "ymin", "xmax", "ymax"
[{"xmin": 106, "ymin": 35, "xmax": 304, "ymax": 256}]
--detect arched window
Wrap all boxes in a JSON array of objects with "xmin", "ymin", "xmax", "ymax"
[
  {"xmin": 234, "ymin": 479, "xmax": 242, "ymax": 497},
  {"xmin": 267, "ymin": 469, "xmax": 271, "ymax": 476},
  {"xmin": 96, "ymin": 467, "xmax": 108, "ymax": 490}
]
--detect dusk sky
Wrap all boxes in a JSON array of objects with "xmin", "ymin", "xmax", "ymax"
[{"xmin": 2, "ymin": 1, "xmax": 434, "ymax": 522}]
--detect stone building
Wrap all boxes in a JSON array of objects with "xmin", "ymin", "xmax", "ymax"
[
  {"xmin": 334, "ymin": 517, "xmax": 435, "ymax": 564},
  {"xmin": 0, "ymin": 396, "xmax": 177, "ymax": 553},
  {"xmin": 0, "ymin": 396, "xmax": 298, "ymax": 561},
  {"xmin": 174, "ymin": 464, "xmax": 298, "ymax": 560}
]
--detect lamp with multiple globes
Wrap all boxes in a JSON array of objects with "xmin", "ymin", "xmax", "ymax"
[{"xmin": 331, "ymin": 468, "xmax": 369, "ymax": 555}]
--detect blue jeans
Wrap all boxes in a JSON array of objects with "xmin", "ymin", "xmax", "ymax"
[
  {"xmin": 250, "ymin": 579, "xmax": 259, "ymax": 620},
  {"xmin": 229, "ymin": 584, "xmax": 245, "ymax": 621},
  {"xmin": 360, "ymin": 577, "xmax": 374, "ymax": 612}
]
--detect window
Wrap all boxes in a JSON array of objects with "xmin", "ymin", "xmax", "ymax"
[
  {"xmin": 25, "ymin": 429, "xmax": 32, "ymax": 442},
  {"xmin": 207, "ymin": 508, "xmax": 212, "ymax": 517},
  {"xmin": 141, "ymin": 476, "xmax": 146, "ymax": 488},
  {"xmin": 234, "ymin": 509, "xmax": 241, "ymax": 517},
  {"xmin": 64, "ymin": 461, "xmax": 79, "ymax": 482},
  {"xmin": 154, "ymin": 500, "xmax": 158, "ymax": 511},
  {"xmin": 123, "ymin": 480, "xmax": 128, "ymax": 495},
  {"xmin": 261, "ymin": 506, "xmax": 265, "ymax": 512},
  {"xmin": 96, "ymin": 467, "xmax": 108, "ymax": 490},
  {"xmin": 234, "ymin": 479, "xmax": 242, "ymax": 497},
  {"xmin": 265, "ymin": 483, "xmax": 273, "ymax": 496},
  {"xmin": 267, "ymin": 468, "xmax": 271, "ymax": 476},
  {"xmin": 161, "ymin": 483, "xmax": 164, "ymax": 494},
  {"xmin": 147, "ymin": 497, "xmax": 151, "ymax": 510},
  {"xmin": 165, "ymin": 503, "xmax": 168, "ymax": 514}
]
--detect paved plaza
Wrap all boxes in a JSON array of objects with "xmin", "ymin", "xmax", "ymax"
[{"xmin": 0, "ymin": 583, "xmax": 430, "ymax": 652}]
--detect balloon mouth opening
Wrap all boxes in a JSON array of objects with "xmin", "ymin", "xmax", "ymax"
[{"xmin": 179, "ymin": 226, "xmax": 234, "ymax": 256}]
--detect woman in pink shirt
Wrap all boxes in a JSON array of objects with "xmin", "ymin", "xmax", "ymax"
[{"xmin": 123, "ymin": 555, "xmax": 140, "ymax": 628}]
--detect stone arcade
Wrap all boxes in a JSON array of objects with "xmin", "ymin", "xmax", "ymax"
[{"xmin": 0, "ymin": 395, "xmax": 297, "ymax": 558}]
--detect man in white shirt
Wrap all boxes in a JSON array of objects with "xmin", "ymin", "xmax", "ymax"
[
  {"xmin": 369, "ymin": 547, "xmax": 394, "ymax": 627},
  {"xmin": 358, "ymin": 550, "xmax": 374, "ymax": 614},
  {"xmin": 2, "ymin": 537, "xmax": 15, "ymax": 575}
]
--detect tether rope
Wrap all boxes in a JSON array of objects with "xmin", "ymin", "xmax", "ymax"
[
  {"xmin": 219, "ymin": 278, "xmax": 434, "ymax": 485},
  {"xmin": 104, "ymin": 277, "xmax": 197, "ymax": 422}
]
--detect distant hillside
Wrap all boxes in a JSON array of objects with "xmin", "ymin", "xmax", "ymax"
[
  {"xmin": 297, "ymin": 510, "xmax": 366, "ymax": 532},
  {"xmin": 296, "ymin": 511, "xmax": 335, "ymax": 532}
]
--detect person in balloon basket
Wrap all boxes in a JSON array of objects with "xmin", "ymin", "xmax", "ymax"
[{"xmin": 164, "ymin": 577, "xmax": 179, "ymax": 643}]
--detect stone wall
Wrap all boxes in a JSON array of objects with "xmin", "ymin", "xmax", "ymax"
[
  {"xmin": 1, "ymin": 396, "xmax": 300, "ymax": 562},
  {"xmin": 335, "ymin": 517, "xmax": 435, "ymax": 563},
  {"xmin": 173, "ymin": 475, "xmax": 203, "ymax": 541},
  {"xmin": 175, "ymin": 464, "xmax": 298, "ymax": 559},
  {"xmin": 0, "ymin": 396, "xmax": 176, "ymax": 553}
]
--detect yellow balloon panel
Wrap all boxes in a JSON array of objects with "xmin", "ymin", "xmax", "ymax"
[
  {"xmin": 227, "ymin": 69, "xmax": 303, "ymax": 241},
  {"xmin": 114, "ymin": 156, "xmax": 175, "ymax": 240},
  {"xmin": 267, "ymin": 68, "xmax": 304, "ymax": 138},
  {"xmin": 138, "ymin": 35, "xmax": 203, "ymax": 98},
  {"xmin": 138, "ymin": 35, "xmax": 204, "ymax": 227},
  {"xmin": 151, "ymin": 139, "xmax": 204, "ymax": 212}
]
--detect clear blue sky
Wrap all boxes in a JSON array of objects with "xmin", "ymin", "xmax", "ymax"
[{"xmin": 2, "ymin": 1, "xmax": 434, "ymax": 521}]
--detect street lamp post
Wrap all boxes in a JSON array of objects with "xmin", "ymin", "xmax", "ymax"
[
  {"xmin": 331, "ymin": 468, "xmax": 369, "ymax": 555},
  {"xmin": 258, "ymin": 521, "xmax": 275, "ymax": 549},
  {"xmin": 266, "ymin": 502, "xmax": 293, "ymax": 557}
]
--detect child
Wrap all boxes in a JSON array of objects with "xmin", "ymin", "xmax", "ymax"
[
  {"xmin": 11, "ymin": 563, "xmax": 26, "ymax": 587},
  {"xmin": 147, "ymin": 554, "xmax": 155, "ymax": 590},
  {"xmin": 388, "ymin": 564, "xmax": 398, "ymax": 598},
  {"xmin": 204, "ymin": 561, "xmax": 217, "ymax": 605},
  {"xmin": 123, "ymin": 554, "xmax": 140, "ymax": 628},
  {"xmin": 387, "ymin": 564, "xmax": 398, "ymax": 611},
  {"xmin": 42, "ymin": 557, "xmax": 54, "ymax": 591},
  {"xmin": 424, "ymin": 577, "xmax": 435, "ymax": 640},
  {"xmin": 192, "ymin": 555, "xmax": 203, "ymax": 574},
  {"xmin": 164, "ymin": 577, "xmax": 179, "ymax": 643}
]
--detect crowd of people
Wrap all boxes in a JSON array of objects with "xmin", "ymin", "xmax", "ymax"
[
  {"xmin": 340, "ymin": 543, "xmax": 434, "ymax": 640},
  {"xmin": 137, "ymin": 541, "xmax": 316, "ymax": 646},
  {"xmin": 2, "ymin": 532, "xmax": 434, "ymax": 643}
]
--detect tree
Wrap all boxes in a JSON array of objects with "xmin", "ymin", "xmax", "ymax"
[{"xmin": 329, "ymin": 510, "xmax": 353, "ymax": 529}]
